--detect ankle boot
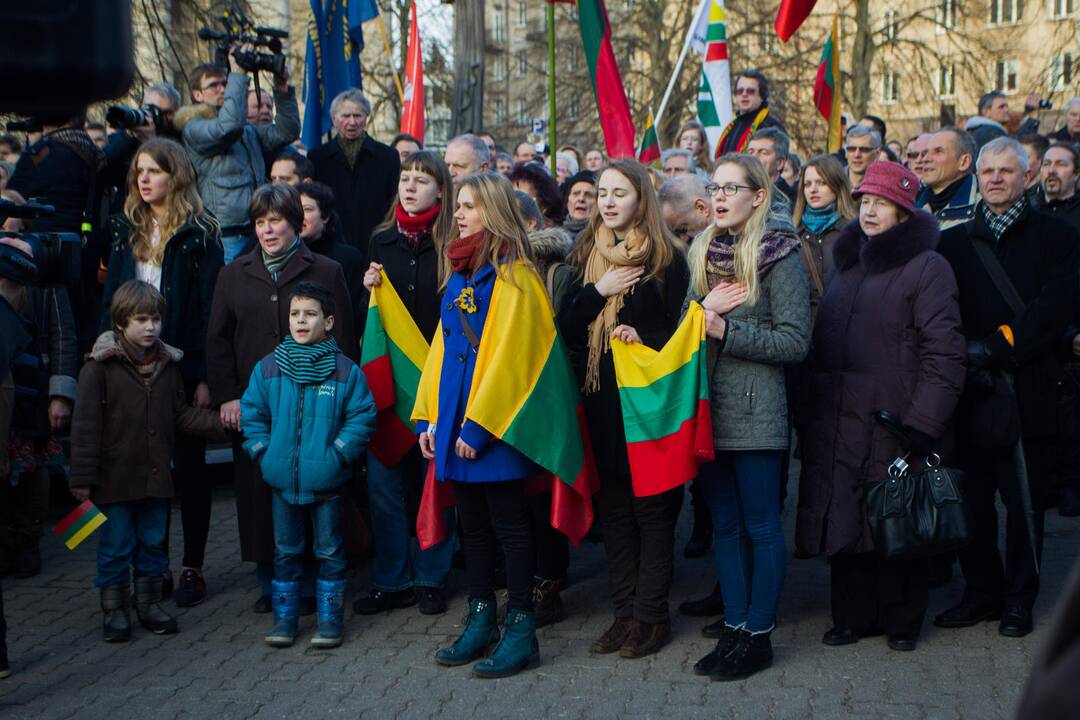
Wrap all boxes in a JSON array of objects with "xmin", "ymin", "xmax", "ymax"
[
  {"xmin": 310, "ymin": 579, "xmax": 346, "ymax": 649},
  {"xmin": 618, "ymin": 619, "xmax": 671, "ymax": 658},
  {"xmin": 133, "ymin": 575, "xmax": 178, "ymax": 635},
  {"xmin": 435, "ymin": 597, "xmax": 499, "ymax": 666},
  {"xmin": 474, "ymin": 609, "xmax": 540, "ymax": 679},
  {"xmin": 532, "ymin": 577, "xmax": 565, "ymax": 628},
  {"xmin": 265, "ymin": 580, "xmax": 301, "ymax": 647},
  {"xmin": 590, "ymin": 616, "xmax": 634, "ymax": 654},
  {"xmin": 100, "ymin": 583, "xmax": 131, "ymax": 642},
  {"xmin": 710, "ymin": 628, "xmax": 773, "ymax": 681}
]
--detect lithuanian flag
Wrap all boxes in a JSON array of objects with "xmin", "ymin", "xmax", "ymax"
[
  {"xmin": 637, "ymin": 108, "xmax": 661, "ymax": 166},
  {"xmin": 813, "ymin": 16, "xmax": 842, "ymax": 153},
  {"xmin": 54, "ymin": 499, "xmax": 107, "ymax": 550},
  {"xmin": 611, "ymin": 301, "xmax": 714, "ymax": 496},
  {"xmin": 360, "ymin": 271, "xmax": 429, "ymax": 468},
  {"xmin": 413, "ymin": 261, "xmax": 598, "ymax": 547}
]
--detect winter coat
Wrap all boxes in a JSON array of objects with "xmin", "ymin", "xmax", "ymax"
[
  {"xmin": 99, "ymin": 215, "xmax": 223, "ymax": 389},
  {"xmin": 68, "ymin": 332, "xmax": 222, "ymax": 504},
  {"xmin": 559, "ymin": 251, "xmax": 691, "ymax": 478},
  {"xmin": 240, "ymin": 349, "xmax": 376, "ymax": 504},
  {"xmin": 528, "ymin": 227, "xmax": 576, "ymax": 314},
  {"xmin": 1031, "ymin": 191, "xmax": 1080, "ymax": 232},
  {"xmin": 1015, "ymin": 559, "xmax": 1080, "ymax": 720},
  {"xmin": 310, "ymin": 135, "xmax": 400, "ymax": 259},
  {"xmin": 795, "ymin": 220, "xmax": 846, "ymax": 321},
  {"xmin": 414, "ymin": 261, "xmax": 539, "ymax": 483},
  {"xmin": 305, "ymin": 226, "xmax": 365, "ymax": 331},
  {"xmin": 176, "ymin": 73, "xmax": 300, "ymax": 228},
  {"xmin": 965, "ymin": 116, "xmax": 1008, "ymax": 151},
  {"xmin": 938, "ymin": 204, "xmax": 1080, "ymax": 439},
  {"xmin": 368, "ymin": 224, "xmax": 442, "ymax": 342},
  {"xmin": 205, "ymin": 242, "xmax": 357, "ymax": 406},
  {"xmin": 916, "ymin": 174, "xmax": 981, "ymax": 230},
  {"xmin": 796, "ymin": 211, "xmax": 966, "ymax": 557},
  {"xmin": 717, "ymin": 107, "xmax": 786, "ymax": 156}
]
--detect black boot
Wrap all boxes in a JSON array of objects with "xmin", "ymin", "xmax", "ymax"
[
  {"xmin": 679, "ymin": 582, "xmax": 725, "ymax": 618},
  {"xmin": 133, "ymin": 575, "xmax": 178, "ymax": 635},
  {"xmin": 100, "ymin": 583, "xmax": 131, "ymax": 642},
  {"xmin": 532, "ymin": 577, "xmax": 565, "ymax": 628},
  {"xmin": 693, "ymin": 623, "xmax": 740, "ymax": 675},
  {"xmin": 710, "ymin": 629, "xmax": 773, "ymax": 681}
]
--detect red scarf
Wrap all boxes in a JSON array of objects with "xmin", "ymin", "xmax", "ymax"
[
  {"xmin": 446, "ymin": 230, "xmax": 508, "ymax": 273},
  {"xmin": 396, "ymin": 203, "xmax": 441, "ymax": 237}
]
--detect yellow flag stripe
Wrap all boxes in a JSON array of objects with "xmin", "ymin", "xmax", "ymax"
[
  {"xmin": 64, "ymin": 512, "xmax": 107, "ymax": 549},
  {"xmin": 411, "ymin": 320, "xmax": 444, "ymax": 424},
  {"xmin": 371, "ymin": 271, "xmax": 430, "ymax": 370},
  {"xmin": 612, "ymin": 303, "xmax": 705, "ymax": 388}
]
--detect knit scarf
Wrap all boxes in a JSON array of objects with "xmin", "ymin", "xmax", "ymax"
[
  {"xmin": 118, "ymin": 335, "xmax": 161, "ymax": 378},
  {"xmin": 706, "ymin": 231, "xmax": 800, "ymax": 290},
  {"xmin": 801, "ymin": 204, "xmax": 841, "ymax": 236},
  {"xmin": 337, "ymin": 132, "xmax": 367, "ymax": 169},
  {"xmin": 981, "ymin": 194, "xmax": 1028, "ymax": 242},
  {"xmin": 274, "ymin": 335, "xmax": 340, "ymax": 384},
  {"xmin": 583, "ymin": 224, "xmax": 652, "ymax": 395},
  {"xmin": 396, "ymin": 203, "xmax": 440, "ymax": 249},
  {"xmin": 447, "ymin": 230, "xmax": 503, "ymax": 274},
  {"xmin": 263, "ymin": 237, "xmax": 302, "ymax": 281}
]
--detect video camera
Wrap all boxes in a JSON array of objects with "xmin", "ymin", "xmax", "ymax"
[
  {"xmin": 198, "ymin": 3, "xmax": 288, "ymax": 76},
  {"xmin": 0, "ymin": 199, "xmax": 81, "ymax": 287},
  {"xmin": 105, "ymin": 104, "xmax": 168, "ymax": 134}
]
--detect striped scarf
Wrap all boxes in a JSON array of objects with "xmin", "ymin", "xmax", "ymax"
[{"xmin": 273, "ymin": 335, "xmax": 340, "ymax": 384}]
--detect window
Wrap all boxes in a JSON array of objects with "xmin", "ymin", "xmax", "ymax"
[
  {"xmin": 1050, "ymin": 0, "xmax": 1076, "ymax": 18},
  {"xmin": 882, "ymin": 9, "xmax": 898, "ymax": 40},
  {"xmin": 517, "ymin": 1, "xmax": 527, "ymax": 27},
  {"xmin": 989, "ymin": 0, "xmax": 1023, "ymax": 24},
  {"xmin": 493, "ymin": 10, "xmax": 505, "ymax": 43},
  {"xmin": 937, "ymin": 63, "xmax": 956, "ymax": 97},
  {"xmin": 936, "ymin": 0, "xmax": 957, "ymax": 32},
  {"xmin": 880, "ymin": 71, "xmax": 899, "ymax": 104},
  {"xmin": 492, "ymin": 55, "xmax": 506, "ymax": 81},
  {"xmin": 569, "ymin": 94, "xmax": 580, "ymax": 120},
  {"xmin": 995, "ymin": 59, "xmax": 1019, "ymax": 93},
  {"xmin": 566, "ymin": 44, "xmax": 578, "ymax": 72},
  {"xmin": 494, "ymin": 98, "xmax": 506, "ymax": 126},
  {"xmin": 518, "ymin": 98, "xmax": 528, "ymax": 126},
  {"xmin": 624, "ymin": 0, "xmax": 636, "ymax": 9},
  {"xmin": 517, "ymin": 49, "xmax": 527, "ymax": 77},
  {"xmin": 1050, "ymin": 53, "xmax": 1074, "ymax": 90}
]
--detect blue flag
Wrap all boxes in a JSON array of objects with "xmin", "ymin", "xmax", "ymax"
[{"xmin": 302, "ymin": 0, "xmax": 379, "ymax": 149}]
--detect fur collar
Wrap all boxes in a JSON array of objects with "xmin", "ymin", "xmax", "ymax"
[
  {"xmin": 833, "ymin": 209, "xmax": 941, "ymax": 275},
  {"xmin": 528, "ymin": 227, "xmax": 574, "ymax": 264},
  {"xmin": 173, "ymin": 103, "xmax": 218, "ymax": 132},
  {"xmin": 89, "ymin": 331, "xmax": 183, "ymax": 364}
]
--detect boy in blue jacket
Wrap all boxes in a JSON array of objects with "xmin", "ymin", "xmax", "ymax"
[{"xmin": 241, "ymin": 282, "xmax": 376, "ymax": 648}]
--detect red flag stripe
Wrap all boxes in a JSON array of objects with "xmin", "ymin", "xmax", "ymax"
[
  {"xmin": 705, "ymin": 44, "xmax": 728, "ymax": 62},
  {"xmin": 53, "ymin": 499, "xmax": 96, "ymax": 537},
  {"xmin": 775, "ymin": 0, "xmax": 818, "ymax": 42}
]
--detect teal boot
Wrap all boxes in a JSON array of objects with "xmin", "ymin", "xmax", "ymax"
[
  {"xmin": 310, "ymin": 579, "xmax": 346, "ymax": 649},
  {"xmin": 434, "ymin": 597, "xmax": 499, "ymax": 666},
  {"xmin": 265, "ymin": 580, "xmax": 301, "ymax": 647},
  {"xmin": 474, "ymin": 609, "xmax": 540, "ymax": 678}
]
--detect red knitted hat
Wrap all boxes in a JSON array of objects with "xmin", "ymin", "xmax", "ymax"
[{"xmin": 852, "ymin": 161, "xmax": 920, "ymax": 214}]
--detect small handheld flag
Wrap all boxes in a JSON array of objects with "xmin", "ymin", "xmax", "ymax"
[
  {"xmin": 813, "ymin": 17, "xmax": 842, "ymax": 153},
  {"xmin": 54, "ymin": 500, "xmax": 107, "ymax": 550},
  {"xmin": 637, "ymin": 109, "xmax": 661, "ymax": 166}
]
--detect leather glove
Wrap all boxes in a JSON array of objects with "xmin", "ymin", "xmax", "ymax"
[
  {"xmin": 965, "ymin": 339, "xmax": 996, "ymax": 395},
  {"xmin": 902, "ymin": 425, "xmax": 936, "ymax": 456},
  {"xmin": 966, "ymin": 339, "xmax": 993, "ymax": 372}
]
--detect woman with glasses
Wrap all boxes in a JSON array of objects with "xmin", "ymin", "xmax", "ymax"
[{"xmin": 687, "ymin": 154, "xmax": 810, "ymax": 681}]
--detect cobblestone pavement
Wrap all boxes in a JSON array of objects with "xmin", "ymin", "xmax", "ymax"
[{"xmin": 2, "ymin": 480, "xmax": 1077, "ymax": 720}]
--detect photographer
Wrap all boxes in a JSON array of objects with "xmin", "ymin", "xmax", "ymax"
[{"xmin": 175, "ymin": 51, "xmax": 300, "ymax": 265}]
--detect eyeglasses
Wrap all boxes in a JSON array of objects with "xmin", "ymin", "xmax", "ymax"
[
  {"xmin": 200, "ymin": 80, "xmax": 226, "ymax": 91},
  {"xmin": 845, "ymin": 145, "xmax": 876, "ymax": 154},
  {"xmin": 706, "ymin": 183, "xmax": 756, "ymax": 197},
  {"xmin": 734, "ymin": 87, "xmax": 759, "ymax": 95}
]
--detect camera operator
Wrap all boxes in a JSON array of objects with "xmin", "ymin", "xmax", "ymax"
[{"xmin": 175, "ymin": 49, "xmax": 300, "ymax": 265}]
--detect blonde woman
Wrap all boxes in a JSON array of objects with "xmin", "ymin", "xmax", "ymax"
[
  {"xmin": 100, "ymin": 137, "xmax": 223, "ymax": 608},
  {"xmin": 686, "ymin": 154, "xmax": 810, "ymax": 681},
  {"xmin": 559, "ymin": 159, "xmax": 690, "ymax": 659}
]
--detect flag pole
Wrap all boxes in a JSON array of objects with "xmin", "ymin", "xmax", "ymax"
[
  {"xmin": 653, "ymin": 0, "xmax": 709, "ymax": 135},
  {"xmin": 548, "ymin": 0, "xmax": 557, "ymax": 176},
  {"xmin": 375, "ymin": 14, "xmax": 405, "ymax": 103}
]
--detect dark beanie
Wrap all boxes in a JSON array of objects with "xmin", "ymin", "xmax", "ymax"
[{"xmin": 560, "ymin": 170, "xmax": 596, "ymax": 202}]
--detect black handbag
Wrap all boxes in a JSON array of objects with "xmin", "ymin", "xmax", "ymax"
[{"xmin": 866, "ymin": 453, "xmax": 973, "ymax": 560}]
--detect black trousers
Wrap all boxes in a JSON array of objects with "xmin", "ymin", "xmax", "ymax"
[
  {"xmin": 454, "ymin": 480, "xmax": 534, "ymax": 612},
  {"xmin": 830, "ymin": 553, "xmax": 928, "ymax": 637},
  {"xmin": 528, "ymin": 492, "xmax": 569, "ymax": 582},
  {"xmin": 174, "ymin": 435, "xmax": 211, "ymax": 568},
  {"xmin": 596, "ymin": 471, "xmax": 682, "ymax": 623},
  {"xmin": 957, "ymin": 438, "xmax": 1050, "ymax": 611}
]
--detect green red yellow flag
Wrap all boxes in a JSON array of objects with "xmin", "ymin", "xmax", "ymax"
[
  {"xmin": 611, "ymin": 301, "xmax": 714, "ymax": 496},
  {"xmin": 413, "ymin": 262, "xmax": 598, "ymax": 547},
  {"xmin": 360, "ymin": 271, "xmax": 430, "ymax": 468},
  {"xmin": 53, "ymin": 499, "xmax": 107, "ymax": 550},
  {"xmin": 577, "ymin": 0, "xmax": 636, "ymax": 158},
  {"xmin": 813, "ymin": 16, "xmax": 842, "ymax": 153},
  {"xmin": 637, "ymin": 108, "xmax": 661, "ymax": 165}
]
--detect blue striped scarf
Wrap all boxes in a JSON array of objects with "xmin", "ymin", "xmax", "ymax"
[{"xmin": 273, "ymin": 335, "xmax": 340, "ymax": 384}]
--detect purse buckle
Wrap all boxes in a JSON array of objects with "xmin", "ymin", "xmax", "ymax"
[{"xmin": 888, "ymin": 455, "xmax": 910, "ymax": 478}]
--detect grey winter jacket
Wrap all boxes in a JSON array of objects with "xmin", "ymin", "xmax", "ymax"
[{"xmin": 177, "ymin": 73, "xmax": 300, "ymax": 227}]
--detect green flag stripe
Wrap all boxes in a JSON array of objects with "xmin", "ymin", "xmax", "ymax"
[
  {"xmin": 707, "ymin": 24, "xmax": 726, "ymax": 42},
  {"xmin": 577, "ymin": 0, "xmax": 605, "ymax": 77},
  {"xmin": 359, "ymin": 304, "xmax": 386, "ymax": 365},
  {"xmin": 617, "ymin": 349, "xmax": 706, "ymax": 443},
  {"xmin": 698, "ymin": 74, "xmax": 721, "ymax": 126},
  {"xmin": 387, "ymin": 341, "xmax": 422, "ymax": 426}
]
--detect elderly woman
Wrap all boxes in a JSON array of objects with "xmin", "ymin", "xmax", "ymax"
[{"xmin": 797, "ymin": 161, "xmax": 966, "ymax": 653}]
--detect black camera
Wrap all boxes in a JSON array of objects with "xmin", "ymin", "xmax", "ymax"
[
  {"xmin": 0, "ymin": 199, "xmax": 81, "ymax": 287},
  {"xmin": 106, "ymin": 103, "xmax": 166, "ymax": 133},
  {"xmin": 1026, "ymin": 98, "xmax": 1053, "ymax": 112},
  {"xmin": 5, "ymin": 119, "xmax": 42, "ymax": 134},
  {"xmin": 198, "ymin": 3, "xmax": 288, "ymax": 78}
]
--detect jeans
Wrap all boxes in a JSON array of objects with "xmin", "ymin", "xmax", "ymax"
[
  {"xmin": 270, "ymin": 490, "xmax": 347, "ymax": 582},
  {"xmin": 95, "ymin": 499, "xmax": 169, "ymax": 587},
  {"xmin": 700, "ymin": 451, "xmax": 786, "ymax": 633},
  {"xmin": 367, "ymin": 453, "xmax": 454, "ymax": 591},
  {"xmin": 454, "ymin": 480, "xmax": 534, "ymax": 611},
  {"xmin": 221, "ymin": 234, "xmax": 250, "ymax": 265}
]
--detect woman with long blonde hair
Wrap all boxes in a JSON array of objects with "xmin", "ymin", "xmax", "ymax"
[
  {"xmin": 686, "ymin": 153, "xmax": 810, "ymax": 681},
  {"xmin": 560, "ymin": 159, "xmax": 689, "ymax": 659},
  {"xmin": 99, "ymin": 137, "xmax": 223, "ymax": 608}
]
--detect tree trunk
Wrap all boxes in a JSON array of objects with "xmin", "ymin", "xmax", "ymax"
[
  {"xmin": 451, "ymin": 0, "xmax": 485, "ymax": 136},
  {"xmin": 849, "ymin": 0, "xmax": 874, "ymax": 119}
]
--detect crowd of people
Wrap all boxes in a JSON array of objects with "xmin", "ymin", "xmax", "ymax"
[{"xmin": 1, "ymin": 57, "xmax": 1079, "ymax": 702}]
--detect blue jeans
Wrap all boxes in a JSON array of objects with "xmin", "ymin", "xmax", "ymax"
[
  {"xmin": 367, "ymin": 453, "xmax": 455, "ymax": 591},
  {"xmin": 699, "ymin": 451, "xmax": 786, "ymax": 633},
  {"xmin": 270, "ymin": 491, "xmax": 347, "ymax": 582},
  {"xmin": 221, "ymin": 233, "xmax": 251, "ymax": 265},
  {"xmin": 95, "ymin": 499, "xmax": 169, "ymax": 587}
]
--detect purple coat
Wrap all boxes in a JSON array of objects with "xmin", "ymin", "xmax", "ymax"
[{"xmin": 796, "ymin": 210, "xmax": 967, "ymax": 557}]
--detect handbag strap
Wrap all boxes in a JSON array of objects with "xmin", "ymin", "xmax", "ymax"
[
  {"xmin": 970, "ymin": 235, "xmax": 1025, "ymax": 318},
  {"xmin": 456, "ymin": 303, "xmax": 481, "ymax": 350}
]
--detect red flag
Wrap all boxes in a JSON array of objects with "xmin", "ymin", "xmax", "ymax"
[
  {"xmin": 578, "ymin": 0, "xmax": 636, "ymax": 158},
  {"xmin": 775, "ymin": 0, "xmax": 817, "ymax": 42},
  {"xmin": 399, "ymin": 2, "xmax": 424, "ymax": 142}
]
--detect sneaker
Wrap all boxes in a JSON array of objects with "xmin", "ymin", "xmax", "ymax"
[
  {"xmin": 352, "ymin": 588, "xmax": 417, "ymax": 615},
  {"xmin": 417, "ymin": 587, "xmax": 447, "ymax": 615},
  {"xmin": 174, "ymin": 569, "xmax": 207, "ymax": 608}
]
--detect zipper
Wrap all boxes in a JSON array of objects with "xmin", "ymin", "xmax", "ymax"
[{"xmin": 294, "ymin": 389, "xmax": 304, "ymax": 501}]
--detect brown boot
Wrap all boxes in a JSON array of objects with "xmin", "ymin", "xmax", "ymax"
[
  {"xmin": 618, "ymin": 619, "xmax": 671, "ymax": 659},
  {"xmin": 590, "ymin": 617, "xmax": 634, "ymax": 654}
]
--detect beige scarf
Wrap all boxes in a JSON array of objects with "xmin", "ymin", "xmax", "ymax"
[{"xmin": 583, "ymin": 223, "xmax": 651, "ymax": 394}]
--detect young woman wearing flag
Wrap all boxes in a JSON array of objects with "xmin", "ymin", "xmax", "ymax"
[
  {"xmin": 355, "ymin": 150, "xmax": 456, "ymax": 617},
  {"xmin": 559, "ymin": 159, "xmax": 690, "ymax": 659},
  {"xmin": 686, "ymin": 154, "xmax": 811, "ymax": 681}
]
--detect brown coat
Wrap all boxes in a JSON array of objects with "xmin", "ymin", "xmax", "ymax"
[{"xmin": 69, "ymin": 333, "xmax": 223, "ymax": 505}]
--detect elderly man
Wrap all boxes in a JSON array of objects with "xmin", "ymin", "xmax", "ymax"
[
  {"xmin": 658, "ymin": 173, "xmax": 712, "ymax": 246},
  {"xmin": 915, "ymin": 127, "xmax": 980, "ymax": 228},
  {"xmin": 843, "ymin": 124, "xmax": 880, "ymax": 189},
  {"xmin": 717, "ymin": 69, "xmax": 786, "ymax": 155},
  {"xmin": 309, "ymin": 88, "xmax": 399, "ymax": 259},
  {"xmin": 561, "ymin": 170, "xmax": 596, "ymax": 237},
  {"xmin": 661, "ymin": 148, "xmax": 694, "ymax": 177},
  {"xmin": 937, "ymin": 137, "xmax": 1079, "ymax": 639},
  {"xmin": 747, "ymin": 127, "xmax": 795, "ymax": 202},
  {"xmin": 1050, "ymin": 97, "xmax": 1080, "ymax": 144},
  {"xmin": 246, "ymin": 90, "xmax": 274, "ymax": 126},
  {"xmin": 444, "ymin": 134, "xmax": 490, "ymax": 181}
]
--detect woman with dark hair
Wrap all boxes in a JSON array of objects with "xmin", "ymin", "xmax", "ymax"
[
  {"xmin": 509, "ymin": 162, "xmax": 566, "ymax": 227},
  {"xmin": 296, "ymin": 181, "xmax": 365, "ymax": 327}
]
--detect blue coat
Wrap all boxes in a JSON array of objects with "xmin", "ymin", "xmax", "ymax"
[
  {"xmin": 240, "ymin": 350, "xmax": 376, "ymax": 504},
  {"xmin": 414, "ymin": 263, "xmax": 538, "ymax": 483}
]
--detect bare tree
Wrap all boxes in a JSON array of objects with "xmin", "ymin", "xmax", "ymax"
[{"xmin": 452, "ymin": 0, "xmax": 486, "ymax": 135}]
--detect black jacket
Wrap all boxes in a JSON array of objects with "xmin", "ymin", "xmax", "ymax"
[
  {"xmin": 558, "ymin": 252, "xmax": 691, "ymax": 477},
  {"xmin": 306, "ymin": 225, "xmax": 365, "ymax": 332},
  {"xmin": 99, "ymin": 215, "xmax": 224, "ymax": 388},
  {"xmin": 309, "ymin": 135, "xmax": 400, "ymax": 261},
  {"xmin": 367, "ymin": 225, "xmax": 442, "ymax": 343},
  {"xmin": 717, "ymin": 108, "xmax": 785, "ymax": 155},
  {"xmin": 938, "ymin": 204, "xmax": 1079, "ymax": 437},
  {"xmin": 1031, "ymin": 192, "xmax": 1080, "ymax": 233}
]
